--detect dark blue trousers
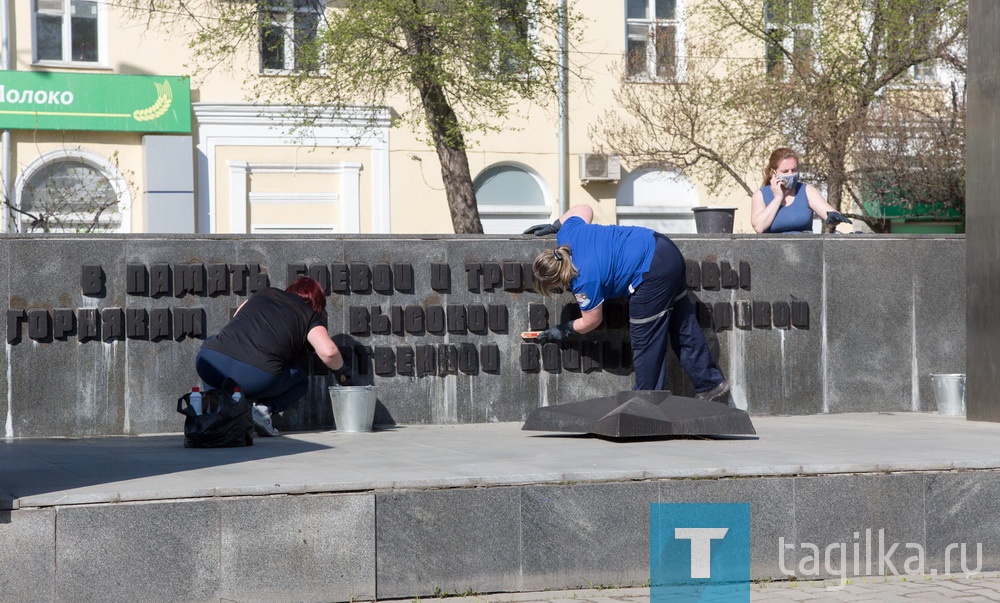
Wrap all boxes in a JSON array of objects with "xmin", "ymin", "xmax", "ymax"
[
  {"xmin": 628, "ymin": 234, "xmax": 725, "ymax": 391},
  {"xmin": 195, "ymin": 348, "xmax": 308, "ymax": 414}
]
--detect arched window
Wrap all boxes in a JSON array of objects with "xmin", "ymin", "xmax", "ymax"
[
  {"xmin": 616, "ymin": 167, "xmax": 698, "ymax": 233},
  {"xmin": 474, "ymin": 163, "xmax": 553, "ymax": 234},
  {"xmin": 16, "ymin": 151, "xmax": 128, "ymax": 233}
]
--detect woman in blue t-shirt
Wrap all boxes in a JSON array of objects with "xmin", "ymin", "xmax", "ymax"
[
  {"xmin": 750, "ymin": 147, "xmax": 852, "ymax": 233},
  {"xmin": 526, "ymin": 205, "xmax": 729, "ymax": 400}
]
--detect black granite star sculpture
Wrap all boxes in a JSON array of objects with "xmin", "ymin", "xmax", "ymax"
[{"xmin": 522, "ymin": 391, "xmax": 756, "ymax": 439}]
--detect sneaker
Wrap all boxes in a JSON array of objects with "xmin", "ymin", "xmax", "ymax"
[
  {"xmin": 251, "ymin": 404, "xmax": 280, "ymax": 437},
  {"xmin": 695, "ymin": 380, "xmax": 731, "ymax": 404}
]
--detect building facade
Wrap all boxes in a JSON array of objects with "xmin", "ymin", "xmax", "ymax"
[{"xmin": 0, "ymin": 1, "xmax": 959, "ymax": 235}]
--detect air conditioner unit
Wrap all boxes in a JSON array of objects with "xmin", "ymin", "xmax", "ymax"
[{"xmin": 579, "ymin": 153, "xmax": 621, "ymax": 183}]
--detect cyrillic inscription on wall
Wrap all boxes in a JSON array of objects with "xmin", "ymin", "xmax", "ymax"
[{"xmin": 6, "ymin": 258, "xmax": 808, "ymax": 378}]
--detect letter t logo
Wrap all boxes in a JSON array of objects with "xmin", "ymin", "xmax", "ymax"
[{"xmin": 674, "ymin": 527, "xmax": 729, "ymax": 578}]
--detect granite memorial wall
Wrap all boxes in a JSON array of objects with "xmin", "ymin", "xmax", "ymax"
[
  {"xmin": 0, "ymin": 234, "xmax": 965, "ymax": 438},
  {"xmin": 966, "ymin": 0, "xmax": 1000, "ymax": 422}
]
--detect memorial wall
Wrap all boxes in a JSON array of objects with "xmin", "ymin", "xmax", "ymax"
[
  {"xmin": 966, "ymin": 0, "xmax": 1000, "ymax": 422},
  {"xmin": 0, "ymin": 234, "xmax": 964, "ymax": 438}
]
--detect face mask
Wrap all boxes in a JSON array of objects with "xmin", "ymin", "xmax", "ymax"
[{"xmin": 778, "ymin": 173, "xmax": 800, "ymax": 188}]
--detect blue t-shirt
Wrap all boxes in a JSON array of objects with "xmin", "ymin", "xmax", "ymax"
[
  {"xmin": 761, "ymin": 183, "xmax": 813, "ymax": 233},
  {"xmin": 556, "ymin": 216, "xmax": 656, "ymax": 311}
]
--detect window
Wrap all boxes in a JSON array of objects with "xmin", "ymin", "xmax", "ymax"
[
  {"xmin": 474, "ymin": 163, "xmax": 552, "ymax": 234},
  {"xmin": 33, "ymin": 0, "xmax": 102, "ymax": 64},
  {"xmin": 260, "ymin": 0, "xmax": 324, "ymax": 72},
  {"xmin": 626, "ymin": 0, "xmax": 684, "ymax": 81},
  {"xmin": 912, "ymin": 61, "xmax": 937, "ymax": 83},
  {"xmin": 616, "ymin": 168, "xmax": 699, "ymax": 234},
  {"xmin": 887, "ymin": 1, "xmax": 945, "ymax": 79},
  {"xmin": 18, "ymin": 158, "xmax": 124, "ymax": 233},
  {"xmin": 475, "ymin": 164, "xmax": 546, "ymax": 206},
  {"xmin": 472, "ymin": 0, "xmax": 533, "ymax": 78},
  {"xmin": 492, "ymin": 0, "xmax": 532, "ymax": 76},
  {"xmin": 765, "ymin": 0, "xmax": 814, "ymax": 77},
  {"xmin": 903, "ymin": 6, "xmax": 942, "ymax": 84}
]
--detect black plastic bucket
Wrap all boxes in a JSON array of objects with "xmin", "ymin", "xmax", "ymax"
[{"xmin": 692, "ymin": 207, "xmax": 737, "ymax": 233}]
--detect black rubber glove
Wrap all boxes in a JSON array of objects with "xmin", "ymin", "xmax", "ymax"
[
  {"xmin": 333, "ymin": 365, "xmax": 354, "ymax": 386},
  {"xmin": 825, "ymin": 211, "xmax": 853, "ymax": 226},
  {"xmin": 523, "ymin": 219, "xmax": 562, "ymax": 236},
  {"xmin": 536, "ymin": 321, "xmax": 576, "ymax": 344}
]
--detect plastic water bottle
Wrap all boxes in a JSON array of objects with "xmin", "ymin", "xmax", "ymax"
[
  {"xmin": 232, "ymin": 387, "xmax": 243, "ymax": 404},
  {"xmin": 190, "ymin": 387, "xmax": 203, "ymax": 415}
]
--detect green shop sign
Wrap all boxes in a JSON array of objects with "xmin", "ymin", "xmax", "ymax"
[{"xmin": 0, "ymin": 72, "xmax": 191, "ymax": 133}]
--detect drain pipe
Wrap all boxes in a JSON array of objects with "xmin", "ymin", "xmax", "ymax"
[
  {"xmin": 557, "ymin": 0, "xmax": 569, "ymax": 216},
  {"xmin": 1, "ymin": 0, "xmax": 11, "ymax": 233}
]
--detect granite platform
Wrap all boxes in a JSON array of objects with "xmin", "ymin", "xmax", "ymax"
[{"xmin": 4, "ymin": 412, "xmax": 1000, "ymax": 602}]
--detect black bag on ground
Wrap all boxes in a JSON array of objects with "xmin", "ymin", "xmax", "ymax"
[{"xmin": 177, "ymin": 381, "xmax": 254, "ymax": 448}]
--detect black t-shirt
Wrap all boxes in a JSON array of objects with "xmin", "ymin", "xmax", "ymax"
[{"xmin": 202, "ymin": 287, "xmax": 327, "ymax": 375}]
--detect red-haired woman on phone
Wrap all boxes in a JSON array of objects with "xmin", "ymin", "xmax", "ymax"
[
  {"xmin": 195, "ymin": 277, "xmax": 351, "ymax": 436},
  {"xmin": 750, "ymin": 147, "xmax": 852, "ymax": 233}
]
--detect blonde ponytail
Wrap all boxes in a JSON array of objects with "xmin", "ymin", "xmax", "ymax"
[{"xmin": 532, "ymin": 244, "xmax": 578, "ymax": 298}]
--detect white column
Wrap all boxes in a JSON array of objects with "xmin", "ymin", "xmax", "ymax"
[
  {"xmin": 369, "ymin": 131, "xmax": 391, "ymax": 233},
  {"xmin": 227, "ymin": 160, "xmax": 249, "ymax": 234},
  {"xmin": 339, "ymin": 162, "xmax": 362, "ymax": 233}
]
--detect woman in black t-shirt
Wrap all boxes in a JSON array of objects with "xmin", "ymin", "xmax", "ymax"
[{"xmin": 195, "ymin": 277, "xmax": 351, "ymax": 436}]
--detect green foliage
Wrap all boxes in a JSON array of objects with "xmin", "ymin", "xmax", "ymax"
[
  {"xmin": 128, "ymin": 0, "xmax": 573, "ymax": 145},
  {"xmin": 123, "ymin": 0, "xmax": 579, "ymax": 233}
]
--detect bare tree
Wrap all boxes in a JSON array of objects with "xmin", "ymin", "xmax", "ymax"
[
  {"xmin": 597, "ymin": 0, "xmax": 967, "ymax": 232},
  {"xmin": 594, "ymin": 37, "xmax": 784, "ymax": 199},
  {"xmin": 850, "ymin": 83, "xmax": 965, "ymax": 231}
]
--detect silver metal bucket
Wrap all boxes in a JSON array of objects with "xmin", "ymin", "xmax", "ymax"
[
  {"xmin": 930, "ymin": 374, "xmax": 966, "ymax": 416},
  {"xmin": 329, "ymin": 385, "xmax": 377, "ymax": 432}
]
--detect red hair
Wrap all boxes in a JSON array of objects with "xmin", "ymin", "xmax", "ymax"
[
  {"xmin": 286, "ymin": 277, "xmax": 327, "ymax": 315},
  {"xmin": 762, "ymin": 147, "xmax": 801, "ymax": 187}
]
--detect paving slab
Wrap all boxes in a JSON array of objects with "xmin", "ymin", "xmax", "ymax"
[
  {"xmin": 5, "ymin": 412, "xmax": 1000, "ymax": 601},
  {"xmin": 2, "ymin": 412, "xmax": 1000, "ymax": 508},
  {"xmin": 376, "ymin": 573, "xmax": 1000, "ymax": 602},
  {"xmin": 381, "ymin": 575, "xmax": 1000, "ymax": 602}
]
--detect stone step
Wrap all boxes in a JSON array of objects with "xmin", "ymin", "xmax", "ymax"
[{"xmin": 2, "ymin": 413, "xmax": 998, "ymax": 601}]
